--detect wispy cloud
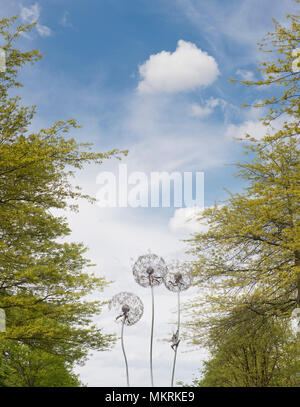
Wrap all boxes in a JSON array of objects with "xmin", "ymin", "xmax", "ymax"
[
  {"xmin": 236, "ymin": 69, "xmax": 255, "ymax": 81},
  {"xmin": 225, "ymin": 119, "xmax": 266, "ymax": 140},
  {"xmin": 20, "ymin": 2, "xmax": 39, "ymax": 23},
  {"xmin": 169, "ymin": 206, "xmax": 208, "ymax": 234},
  {"xmin": 36, "ymin": 24, "xmax": 51, "ymax": 37},
  {"xmin": 173, "ymin": 0, "xmax": 299, "ymax": 69},
  {"xmin": 20, "ymin": 3, "xmax": 52, "ymax": 37},
  {"xmin": 189, "ymin": 97, "xmax": 227, "ymax": 118},
  {"xmin": 60, "ymin": 11, "xmax": 72, "ymax": 28}
]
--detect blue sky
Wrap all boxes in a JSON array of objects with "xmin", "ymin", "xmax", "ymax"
[{"xmin": 1, "ymin": 0, "xmax": 298, "ymax": 387}]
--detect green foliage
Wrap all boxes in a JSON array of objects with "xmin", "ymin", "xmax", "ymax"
[
  {"xmin": 184, "ymin": 327, "xmax": 299, "ymax": 388},
  {"xmin": 0, "ymin": 340, "xmax": 82, "ymax": 387},
  {"xmin": 184, "ymin": 9, "xmax": 300, "ymax": 387},
  {"xmin": 0, "ymin": 16, "xmax": 125, "ymax": 384},
  {"xmin": 188, "ymin": 311, "xmax": 299, "ymax": 387},
  {"xmin": 186, "ymin": 136, "xmax": 299, "ymax": 328}
]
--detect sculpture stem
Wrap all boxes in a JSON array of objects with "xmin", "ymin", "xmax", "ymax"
[
  {"xmin": 150, "ymin": 284, "xmax": 154, "ymax": 387},
  {"xmin": 121, "ymin": 316, "xmax": 129, "ymax": 387},
  {"xmin": 171, "ymin": 290, "xmax": 180, "ymax": 387}
]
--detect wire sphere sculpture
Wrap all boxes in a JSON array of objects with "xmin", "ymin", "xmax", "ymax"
[
  {"xmin": 132, "ymin": 253, "xmax": 168, "ymax": 287},
  {"xmin": 164, "ymin": 261, "xmax": 194, "ymax": 292},
  {"xmin": 109, "ymin": 292, "xmax": 144, "ymax": 326}
]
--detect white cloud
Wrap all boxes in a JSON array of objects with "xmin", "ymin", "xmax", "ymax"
[
  {"xmin": 236, "ymin": 69, "xmax": 255, "ymax": 81},
  {"xmin": 225, "ymin": 119, "xmax": 266, "ymax": 140},
  {"xmin": 36, "ymin": 24, "xmax": 51, "ymax": 37},
  {"xmin": 119, "ymin": 94, "xmax": 230, "ymax": 172},
  {"xmin": 20, "ymin": 3, "xmax": 40, "ymax": 23},
  {"xmin": 224, "ymin": 102, "xmax": 267, "ymax": 140},
  {"xmin": 189, "ymin": 97, "xmax": 227, "ymax": 118},
  {"xmin": 20, "ymin": 3, "xmax": 52, "ymax": 37},
  {"xmin": 224, "ymin": 98, "xmax": 295, "ymax": 141},
  {"xmin": 190, "ymin": 103, "xmax": 212, "ymax": 118},
  {"xmin": 169, "ymin": 206, "xmax": 209, "ymax": 234},
  {"xmin": 138, "ymin": 40, "xmax": 219, "ymax": 94}
]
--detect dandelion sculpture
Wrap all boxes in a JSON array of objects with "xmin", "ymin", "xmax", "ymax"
[
  {"xmin": 132, "ymin": 253, "xmax": 168, "ymax": 386},
  {"xmin": 164, "ymin": 261, "xmax": 194, "ymax": 387},
  {"xmin": 109, "ymin": 292, "xmax": 144, "ymax": 387}
]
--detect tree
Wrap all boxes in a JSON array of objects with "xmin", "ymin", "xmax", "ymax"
[
  {"xmin": 186, "ymin": 135, "xmax": 299, "ymax": 326},
  {"xmin": 187, "ymin": 311, "xmax": 299, "ymax": 387},
  {"xmin": 186, "ymin": 8, "xmax": 299, "ymax": 329},
  {"xmin": 0, "ymin": 340, "xmax": 82, "ymax": 387},
  {"xmin": 0, "ymin": 15, "xmax": 126, "ymax": 378},
  {"xmin": 184, "ymin": 8, "xmax": 299, "ymax": 384}
]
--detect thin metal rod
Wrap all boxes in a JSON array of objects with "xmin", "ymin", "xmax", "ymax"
[
  {"xmin": 171, "ymin": 291, "xmax": 180, "ymax": 387},
  {"xmin": 121, "ymin": 316, "xmax": 129, "ymax": 387},
  {"xmin": 150, "ymin": 284, "xmax": 154, "ymax": 387}
]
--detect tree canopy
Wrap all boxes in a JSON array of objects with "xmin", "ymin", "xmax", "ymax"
[
  {"xmin": 185, "ymin": 9, "xmax": 299, "ymax": 386},
  {"xmin": 187, "ymin": 312, "xmax": 298, "ymax": 387},
  {"xmin": 0, "ymin": 16, "xmax": 126, "ymax": 384}
]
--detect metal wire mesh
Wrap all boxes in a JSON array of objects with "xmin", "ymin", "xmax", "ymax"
[
  {"xmin": 132, "ymin": 253, "xmax": 168, "ymax": 287},
  {"xmin": 109, "ymin": 291, "xmax": 144, "ymax": 326}
]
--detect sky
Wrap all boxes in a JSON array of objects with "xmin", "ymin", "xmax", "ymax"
[{"xmin": 1, "ymin": 0, "xmax": 299, "ymax": 387}]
